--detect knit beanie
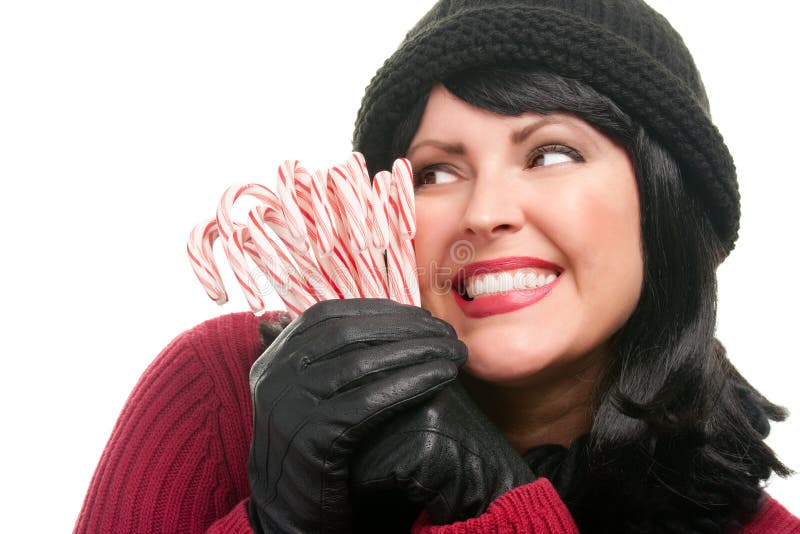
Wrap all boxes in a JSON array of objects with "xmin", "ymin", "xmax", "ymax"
[{"xmin": 352, "ymin": 0, "xmax": 740, "ymax": 254}]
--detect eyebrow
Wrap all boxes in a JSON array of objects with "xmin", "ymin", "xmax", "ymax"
[{"xmin": 406, "ymin": 117, "xmax": 558, "ymax": 158}]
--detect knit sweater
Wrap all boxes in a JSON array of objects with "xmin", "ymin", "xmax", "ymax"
[{"xmin": 74, "ymin": 312, "xmax": 800, "ymax": 533}]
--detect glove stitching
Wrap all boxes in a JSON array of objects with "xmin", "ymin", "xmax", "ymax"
[
  {"xmin": 301, "ymin": 329, "xmax": 451, "ymax": 366},
  {"xmin": 323, "ymin": 356, "xmax": 456, "ymax": 400}
]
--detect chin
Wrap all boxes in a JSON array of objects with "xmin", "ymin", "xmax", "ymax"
[{"xmin": 459, "ymin": 331, "xmax": 559, "ymax": 385}]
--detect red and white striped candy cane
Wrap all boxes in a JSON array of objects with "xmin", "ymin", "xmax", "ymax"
[
  {"xmin": 365, "ymin": 172, "xmax": 391, "ymax": 252},
  {"xmin": 348, "ymin": 153, "xmax": 390, "ymax": 297},
  {"xmin": 324, "ymin": 171, "xmax": 358, "ymax": 272},
  {"xmin": 217, "ymin": 183, "xmax": 274, "ymax": 311},
  {"xmin": 276, "ymin": 161, "xmax": 342, "ymax": 301},
  {"xmin": 330, "ymin": 163, "xmax": 369, "ymax": 252},
  {"xmin": 310, "ymin": 168, "xmax": 337, "ymax": 255},
  {"xmin": 244, "ymin": 183, "xmax": 338, "ymax": 306},
  {"xmin": 277, "ymin": 160, "xmax": 312, "ymax": 249},
  {"xmin": 246, "ymin": 204, "xmax": 317, "ymax": 317},
  {"xmin": 289, "ymin": 163, "xmax": 322, "ymax": 249},
  {"xmin": 392, "ymin": 158, "xmax": 416, "ymax": 239},
  {"xmin": 318, "ymin": 168, "xmax": 362, "ymax": 298},
  {"xmin": 375, "ymin": 170, "xmax": 408, "ymax": 305},
  {"xmin": 388, "ymin": 159, "xmax": 420, "ymax": 306},
  {"xmin": 292, "ymin": 163, "xmax": 348, "ymax": 301},
  {"xmin": 307, "ymin": 168, "xmax": 355, "ymax": 299},
  {"xmin": 331, "ymin": 157, "xmax": 386, "ymax": 298},
  {"xmin": 218, "ymin": 183, "xmax": 314, "ymax": 313},
  {"xmin": 187, "ymin": 218, "xmax": 228, "ymax": 304},
  {"xmin": 190, "ymin": 153, "xmax": 420, "ymax": 315}
]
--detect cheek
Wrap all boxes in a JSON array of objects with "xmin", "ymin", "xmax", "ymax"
[
  {"xmin": 541, "ymin": 172, "xmax": 643, "ymax": 318},
  {"xmin": 548, "ymin": 171, "xmax": 641, "ymax": 265},
  {"xmin": 413, "ymin": 199, "xmax": 444, "ymax": 272},
  {"xmin": 413, "ymin": 198, "xmax": 457, "ymax": 300}
]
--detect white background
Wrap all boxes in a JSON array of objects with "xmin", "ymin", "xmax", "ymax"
[{"xmin": 1, "ymin": 1, "xmax": 798, "ymax": 531}]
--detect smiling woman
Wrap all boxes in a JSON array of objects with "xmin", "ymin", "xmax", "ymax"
[
  {"xmin": 410, "ymin": 82, "xmax": 643, "ymax": 392},
  {"xmin": 58, "ymin": 1, "xmax": 799, "ymax": 533},
  {"xmin": 377, "ymin": 64, "xmax": 794, "ymax": 530}
]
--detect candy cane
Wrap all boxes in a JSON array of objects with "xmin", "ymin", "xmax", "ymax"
[
  {"xmin": 218, "ymin": 183, "xmax": 314, "ymax": 312},
  {"xmin": 330, "ymin": 159, "xmax": 385, "ymax": 298},
  {"xmin": 387, "ymin": 159, "xmax": 420, "ymax": 306},
  {"xmin": 276, "ymin": 160, "xmax": 312, "ymax": 249},
  {"xmin": 187, "ymin": 218, "xmax": 228, "ymax": 304},
  {"xmin": 190, "ymin": 153, "xmax": 420, "ymax": 314},
  {"xmin": 309, "ymin": 168, "xmax": 337, "ymax": 256},
  {"xmin": 306, "ymin": 168, "xmax": 354, "ymax": 299},
  {"xmin": 291, "ymin": 163, "xmax": 321, "ymax": 246},
  {"xmin": 246, "ymin": 205, "xmax": 316, "ymax": 317},
  {"xmin": 392, "ymin": 158, "xmax": 417, "ymax": 239},
  {"xmin": 347, "ymin": 153, "xmax": 390, "ymax": 297},
  {"xmin": 276, "ymin": 161, "xmax": 346, "ymax": 301},
  {"xmin": 319, "ymin": 167, "xmax": 363, "ymax": 298},
  {"xmin": 324, "ymin": 171, "xmax": 359, "ymax": 275}
]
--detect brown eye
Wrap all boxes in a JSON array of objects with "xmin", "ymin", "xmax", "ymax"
[
  {"xmin": 528, "ymin": 145, "xmax": 584, "ymax": 168},
  {"xmin": 413, "ymin": 165, "xmax": 458, "ymax": 187}
]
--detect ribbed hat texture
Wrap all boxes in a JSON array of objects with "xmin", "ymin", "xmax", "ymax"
[{"xmin": 352, "ymin": 0, "xmax": 740, "ymax": 254}]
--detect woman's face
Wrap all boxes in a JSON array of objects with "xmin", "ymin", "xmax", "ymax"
[{"xmin": 408, "ymin": 84, "xmax": 643, "ymax": 386}]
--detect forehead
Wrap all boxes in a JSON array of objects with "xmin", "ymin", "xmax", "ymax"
[
  {"xmin": 409, "ymin": 84, "xmax": 609, "ymax": 153},
  {"xmin": 413, "ymin": 84, "xmax": 535, "ymax": 134}
]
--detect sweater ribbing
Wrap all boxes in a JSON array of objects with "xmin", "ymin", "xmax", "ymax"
[
  {"xmin": 74, "ymin": 312, "xmax": 799, "ymax": 533},
  {"xmin": 73, "ymin": 312, "xmax": 264, "ymax": 533}
]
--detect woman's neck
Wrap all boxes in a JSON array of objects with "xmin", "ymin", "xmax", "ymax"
[{"xmin": 460, "ymin": 350, "xmax": 608, "ymax": 453}]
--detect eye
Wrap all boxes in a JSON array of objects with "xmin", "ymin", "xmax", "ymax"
[
  {"xmin": 413, "ymin": 165, "xmax": 459, "ymax": 188},
  {"xmin": 527, "ymin": 144, "xmax": 584, "ymax": 168}
]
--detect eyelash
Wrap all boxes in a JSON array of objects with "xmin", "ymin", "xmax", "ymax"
[
  {"xmin": 527, "ymin": 144, "xmax": 584, "ymax": 167},
  {"xmin": 412, "ymin": 144, "xmax": 584, "ymax": 188}
]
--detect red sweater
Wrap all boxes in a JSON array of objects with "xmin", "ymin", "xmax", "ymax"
[{"xmin": 74, "ymin": 312, "xmax": 800, "ymax": 533}]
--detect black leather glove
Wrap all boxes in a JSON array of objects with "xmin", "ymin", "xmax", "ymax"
[
  {"xmin": 351, "ymin": 379, "xmax": 536, "ymax": 526},
  {"xmin": 246, "ymin": 298, "xmax": 467, "ymax": 534}
]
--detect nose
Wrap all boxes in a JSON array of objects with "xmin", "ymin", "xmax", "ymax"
[{"xmin": 458, "ymin": 173, "xmax": 525, "ymax": 241}]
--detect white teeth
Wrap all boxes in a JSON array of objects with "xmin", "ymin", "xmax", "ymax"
[
  {"xmin": 463, "ymin": 268, "xmax": 558, "ymax": 298},
  {"xmin": 474, "ymin": 275, "xmax": 486, "ymax": 295},
  {"xmin": 498, "ymin": 272, "xmax": 513, "ymax": 291}
]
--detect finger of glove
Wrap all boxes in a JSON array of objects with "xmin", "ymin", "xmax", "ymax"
[
  {"xmin": 285, "ymin": 309, "xmax": 459, "ymax": 366},
  {"xmin": 248, "ymin": 344, "xmax": 461, "ymax": 488},
  {"xmin": 314, "ymin": 359, "xmax": 460, "ymax": 461},
  {"xmin": 258, "ymin": 359, "xmax": 460, "ymax": 485},
  {"xmin": 250, "ymin": 333, "xmax": 467, "ymax": 407},
  {"xmin": 351, "ymin": 431, "xmax": 456, "ymax": 526},
  {"xmin": 352, "ymin": 422, "xmax": 464, "ymax": 494},
  {"xmin": 349, "ymin": 385, "xmax": 478, "ymax": 493},
  {"xmin": 302, "ymin": 336, "xmax": 467, "ymax": 397},
  {"xmin": 249, "ymin": 301, "xmax": 456, "ymax": 390},
  {"xmin": 351, "ymin": 429, "xmax": 427, "ymax": 490},
  {"xmin": 351, "ymin": 427, "xmax": 482, "ymax": 526},
  {"xmin": 248, "ymin": 337, "xmax": 464, "ymax": 457},
  {"xmin": 350, "ymin": 382, "xmax": 535, "ymax": 524},
  {"xmin": 284, "ymin": 359, "xmax": 458, "ymax": 526}
]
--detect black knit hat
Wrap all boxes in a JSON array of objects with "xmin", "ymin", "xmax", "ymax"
[{"xmin": 352, "ymin": 0, "xmax": 740, "ymax": 254}]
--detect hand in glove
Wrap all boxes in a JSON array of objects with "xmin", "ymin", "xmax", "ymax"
[
  {"xmin": 246, "ymin": 298, "xmax": 467, "ymax": 534},
  {"xmin": 351, "ymin": 379, "xmax": 536, "ymax": 526}
]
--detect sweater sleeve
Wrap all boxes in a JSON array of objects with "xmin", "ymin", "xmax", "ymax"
[
  {"xmin": 73, "ymin": 313, "xmax": 265, "ymax": 534},
  {"xmin": 411, "ymin": 479, "xmax": 579, "ymax": 534},
  {"xmin": 736, "ymin": 496, "xmax": 800, "ymax": 533}
]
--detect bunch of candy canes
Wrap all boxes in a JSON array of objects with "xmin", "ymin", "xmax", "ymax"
[{"xmin": 187, "ymin": 152, "xmax": 419, "ymax": 318}]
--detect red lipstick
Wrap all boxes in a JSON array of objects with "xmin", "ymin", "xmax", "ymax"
[{"xmin": 452, "ymin": 256, "xmax": 562, "ymax": 318}]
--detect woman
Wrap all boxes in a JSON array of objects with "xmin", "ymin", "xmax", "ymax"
[{"xmin": 75, "ymin": 0, "xmax": 799, "ymax": 532}]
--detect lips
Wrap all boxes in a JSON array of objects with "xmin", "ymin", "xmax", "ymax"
[{"xmin": 451, "ymin": 256, "xmax": 563, "ymax": 318}]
